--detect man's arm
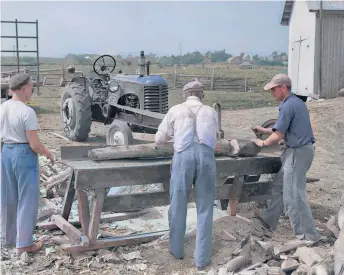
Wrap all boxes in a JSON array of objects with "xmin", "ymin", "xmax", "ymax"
[
  {"xmin": 24, "ymin": 108, "xmax": 54, "ymax": 164},
  {"xmin": 252, "ymin": 105, "xmax": 293, "ymax": 147},
  {"xmin": 155, "ymin": 110, "xmax": 174, "ymax": 145}
]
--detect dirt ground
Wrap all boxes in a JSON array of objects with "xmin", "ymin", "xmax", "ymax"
[{"xmin": 1, "ymin": 89, "xmax": 343, "ymax": 275}]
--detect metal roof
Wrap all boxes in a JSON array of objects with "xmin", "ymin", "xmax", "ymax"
[
  {"xmin": 281, "ymin": 0, "xmax": 344, "ymax": 26},
  {"xmin": 308, "ymin": 0, "xmax": 344, "ymax": 11}
]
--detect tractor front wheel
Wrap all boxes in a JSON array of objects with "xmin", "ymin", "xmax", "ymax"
[
  {"xmin": 106, "ymin": 120, "xmax": 134, "ymax": 146},
  {"xmin": 61, "ymin": 82, "xmax": 92, "ymax": 141}
]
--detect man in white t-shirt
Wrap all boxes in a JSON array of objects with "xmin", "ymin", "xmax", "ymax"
[{"xmin": 0, "ymin": 73, "xmax": 54, "ymax": 255}]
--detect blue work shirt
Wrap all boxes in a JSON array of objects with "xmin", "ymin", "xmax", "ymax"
[{"xmin": 273, "ymin": 93, "xmax": 315, "ymax": 148}]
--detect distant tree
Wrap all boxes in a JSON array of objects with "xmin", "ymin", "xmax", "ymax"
[
  {"xmin": 209, "ymin": 49, "xmax": 232, "ymax": 62},
  {"xmin": 252, "ymin": 54, "xmax": 260, "ymax": 61}
]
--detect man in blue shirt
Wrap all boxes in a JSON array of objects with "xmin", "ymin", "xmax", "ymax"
[{"xmin": 251, "ymin": 74, "xmax": 319, "ymax": 242}]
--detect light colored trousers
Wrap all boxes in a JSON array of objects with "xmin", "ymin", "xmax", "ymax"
[
  {"xmin": 168, "ymin": 143, "xmax": 216, "ymax": 268},
  {"xmin": 261, "ymin": 143, "xmax": 320, "ymax": 242},
  {"xmin": 0, "ymin": 144, "xmax": 39, "ymax": 248}
]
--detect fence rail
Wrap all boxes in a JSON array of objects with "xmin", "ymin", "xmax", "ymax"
[{"xmin": 2, "ymin": 65, "xmax": 273, "ymax": 92}]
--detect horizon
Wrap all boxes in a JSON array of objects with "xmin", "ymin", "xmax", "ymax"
[{"xmin": 1, "ymin": 1, "xmax": 289, "ymax": 58}]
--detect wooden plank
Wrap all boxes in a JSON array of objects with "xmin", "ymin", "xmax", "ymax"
[
  {"xmin": 51, "ymin": 215, "xmax": 83, "ymax": 243},
  {"xmin": 88, "ymin": 189, "xmax": 106, "ymax": 244},
  {"xmin": 61, "ymin": 170, "xmax": 76, "ymax": 220},
  {"xmin": 74, "ymin": 157, "xmax": 281, "ymax": 189},
  {"xmin": 102, "ymin": 181, "xmax": 273, "ymax": 212},
  {"xmin": 77, "ymin": 189, "xmax": 90, "ymax": 235},
  {"xmin": 61, "ymin": 230, "xmax": 168, "ymax": 252},
  {"xmin": 37, "ymin": 210, "xmax": 149, "ymax": 230},
  {"xmin": 227, "ymin": 176, "xmax": 245, "ymax": 216}
]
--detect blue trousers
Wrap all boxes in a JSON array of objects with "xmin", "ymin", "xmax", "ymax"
[
  {"xmin": 168, "ymin": 143, "xmax": 216, "ymax": 268},
  {"xmin": 0, "ymin": 144, "xmax": 39, "ymax": 248}
]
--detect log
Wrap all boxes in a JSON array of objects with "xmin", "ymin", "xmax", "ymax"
[
  {"xmin": 88, "ymin": 139, "xmax": 261, "ymax": 161},
  {"xmin": 295, "ymin": 247, "xmax": 323, "ymax": 267},
  {"xmin": 45, "ymin": 167, "xmax": 72, "ymax": 191},
  {"xmin": 334, "ymin": 202, "xmax": 344, "ymax": 275},
  {"xmin": 225, "ymin": 255, "xmax": 252, "ymax": 272}
]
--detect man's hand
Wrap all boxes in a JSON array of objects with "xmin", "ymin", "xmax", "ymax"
[
  {"xmin": 46, "ymin": 151, "xmax": 55, "ymax": 165},
  {"xmin": 252, "ymin": 126, "xmax": 268, "ymax": 135},
  {"xmin": 251, "ymin": 138, "xmax": 264, "ymax": 147}
]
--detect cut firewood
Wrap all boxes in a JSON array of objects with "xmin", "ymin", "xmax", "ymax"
[
  {"xmin": 45, "ymin": 167, "xmax": 72, "ymax": 191},
  {"xmin": 295, "ymin": 247, "xmax": 323, "ymax": 267},
  {"xmin": 281, "ymin": 259, "xmax": 299, "ymax": 272},
  {"xmin": 50, "ymin": 132, "xmax": 70, "ymax": 142},
  {"xmin": 274, "ymin": 240, "xmax": 313, "ymax": 255},
  {"xmin": 225, "ymin": 255, "xmax": 252, "ymax": 272},
  {"xmin": 88, "ymin": 139, "xmax": 261, "ymax": 161},
  {"xmin": 326, "ymin": 216, "xmax": 340, "ymax": 238},
  {"xmin": 334, "ymin": 223, "xmax": 344, "ymax": 275}
]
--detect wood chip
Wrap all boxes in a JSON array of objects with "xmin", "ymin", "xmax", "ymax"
[
  {"xmin": 281, "ymin": 259, "xmax": 299, "ymax": 272},
  {"xmin": 295, "ymin": 247, "xmax": 323, "ymax": 267},
  {"xmin": 50, "ymin": 132, "xmax": 70, "ymax": 141}
]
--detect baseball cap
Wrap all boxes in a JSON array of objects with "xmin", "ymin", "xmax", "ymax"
[
  {"xmin": 264, "ymin": 74, "xmax": 292, "ymax": 90},
  {"xmin": 183, "ymin": 78, "xmax": 204, "ymax": 93}
]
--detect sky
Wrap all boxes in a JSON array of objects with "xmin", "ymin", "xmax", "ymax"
[{"xmin": 1, "ymin": 0, "xmax": 289, "ymax": 58}]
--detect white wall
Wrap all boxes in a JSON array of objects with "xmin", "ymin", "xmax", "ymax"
[{"xmin": 288, "ymin": 1, "xmax": 317, "ymax": 96}]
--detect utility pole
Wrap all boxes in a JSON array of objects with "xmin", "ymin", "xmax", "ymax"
[
  {"xmin": 179, "ymin": 42, "xmax": 183, "ymax": 67},
  {"xmin": 318, "ymin": 0, "xmax": 323, "ymax": 97}
]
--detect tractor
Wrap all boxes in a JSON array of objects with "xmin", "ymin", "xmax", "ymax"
[{"xmin": 60, "ymin": 51, "xmax": 170, "ymax": 145}]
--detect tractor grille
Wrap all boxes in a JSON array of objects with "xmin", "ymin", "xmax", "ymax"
[{"xmin": 144, "ymin": 85, "xmax": 169, "ymax": 114}]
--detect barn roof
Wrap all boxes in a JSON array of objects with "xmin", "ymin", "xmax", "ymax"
[{"xmin": 281, "ymin": 0, "xmax": 344, "ymax": 26}]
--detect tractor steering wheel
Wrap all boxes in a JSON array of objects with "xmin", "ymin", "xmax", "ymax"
[{"xmin": 93, "ymin": 55, "xmax": 116, "ymax": 76}]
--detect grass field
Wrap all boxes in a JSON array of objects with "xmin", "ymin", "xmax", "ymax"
[
  {"xmin": 30, "ymin": 86, "xmax": 278, "ymax": 116},
  {"xmin": 4, "ymin": 62, "xmax": 281, "ymax": 112}
]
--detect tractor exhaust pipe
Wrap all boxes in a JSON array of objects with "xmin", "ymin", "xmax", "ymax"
[
  {"xmin": 138, "ymin": 50, "xmax": 146, "ymax": 77},
  {"xmin": 146, "ymin": 60, "xmax": 151, "ymax": 76}
]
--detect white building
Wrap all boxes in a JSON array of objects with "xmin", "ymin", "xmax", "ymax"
[{"xmin": 281, "ymin": 0, "xmax": 344, "ymax": 98}]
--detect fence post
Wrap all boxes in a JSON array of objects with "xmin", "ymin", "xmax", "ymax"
[
  {"xmin": 244, "ymin": 75, "xmax": 247, "ymax": 92},
  {"xmin": 61, "ymin": 64, "xmax": 66, "ymax": 87},
  {"xmin": 173, "ymin": 65, "xmax": 177, "ymax": 88},
  {"xmin": 210, "ymin": 66, "xmax": 215, "ymax": 90}
]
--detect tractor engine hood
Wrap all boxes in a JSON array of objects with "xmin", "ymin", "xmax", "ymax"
[{"xmin": 110, "ymin": 74, "xmax": 168, "ymax": 86}]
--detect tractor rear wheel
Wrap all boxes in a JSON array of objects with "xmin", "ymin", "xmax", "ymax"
[
  {"xmin": 61, "ymin": 82, "xmax": 92, "ymax": 141},
  {"xmin": 106, "ymin": 119, "xmax": 134, "ymax": 146}
]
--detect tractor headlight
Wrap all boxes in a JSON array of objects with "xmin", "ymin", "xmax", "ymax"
[{"xmin": 109, "ymin": 81, "xmax": 119, "ymax": 92}]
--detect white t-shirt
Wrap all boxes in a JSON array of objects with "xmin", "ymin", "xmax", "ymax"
[{"xmin": 0, "ymin": 99, "xmax": 39, "ymax": 143}]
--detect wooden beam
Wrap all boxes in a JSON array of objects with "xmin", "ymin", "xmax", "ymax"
[
  {"xmin": 75, "ymin": 156, "xmax": 281, "ymax": 189},
  {"xmin": 61, "ymin": 170, "xmax": 76, "ymax": 220},
  {"xmin": 227, "ymin": 176, "xmax": 245, "ymax": 216},
  {"xmin": 61, "ymin": 230, "xmax": 168, "ymax": 252},
  {"xmin": 88, "ymin": 189, "xmax": 106, "ymax": 244},
  {"xmin": 37, "ymin": 210, "xmax": 150, "ymax": 231},
  {"xmin": 102, "ymin": 181, "xmax": 273, "ymax": 212},
  {"xmin": 51, "ymin": 215, "xmax": 83, "ymax": 243},
  {"xmin": 77, "ymin": 189, "xmax": 90, "ymax": 235}
]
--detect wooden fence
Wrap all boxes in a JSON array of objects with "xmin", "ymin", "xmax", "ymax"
[
  {"xmin": 155, "ymin": 68, "xmax": 269, "ymax": 93},
  {"xmin": 1, "ymin": 65, "xmax": 272, "ymax": 92},
  {"xmin": 1, "ymin": 66, "xmax": 83, "ymax": 87}
]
